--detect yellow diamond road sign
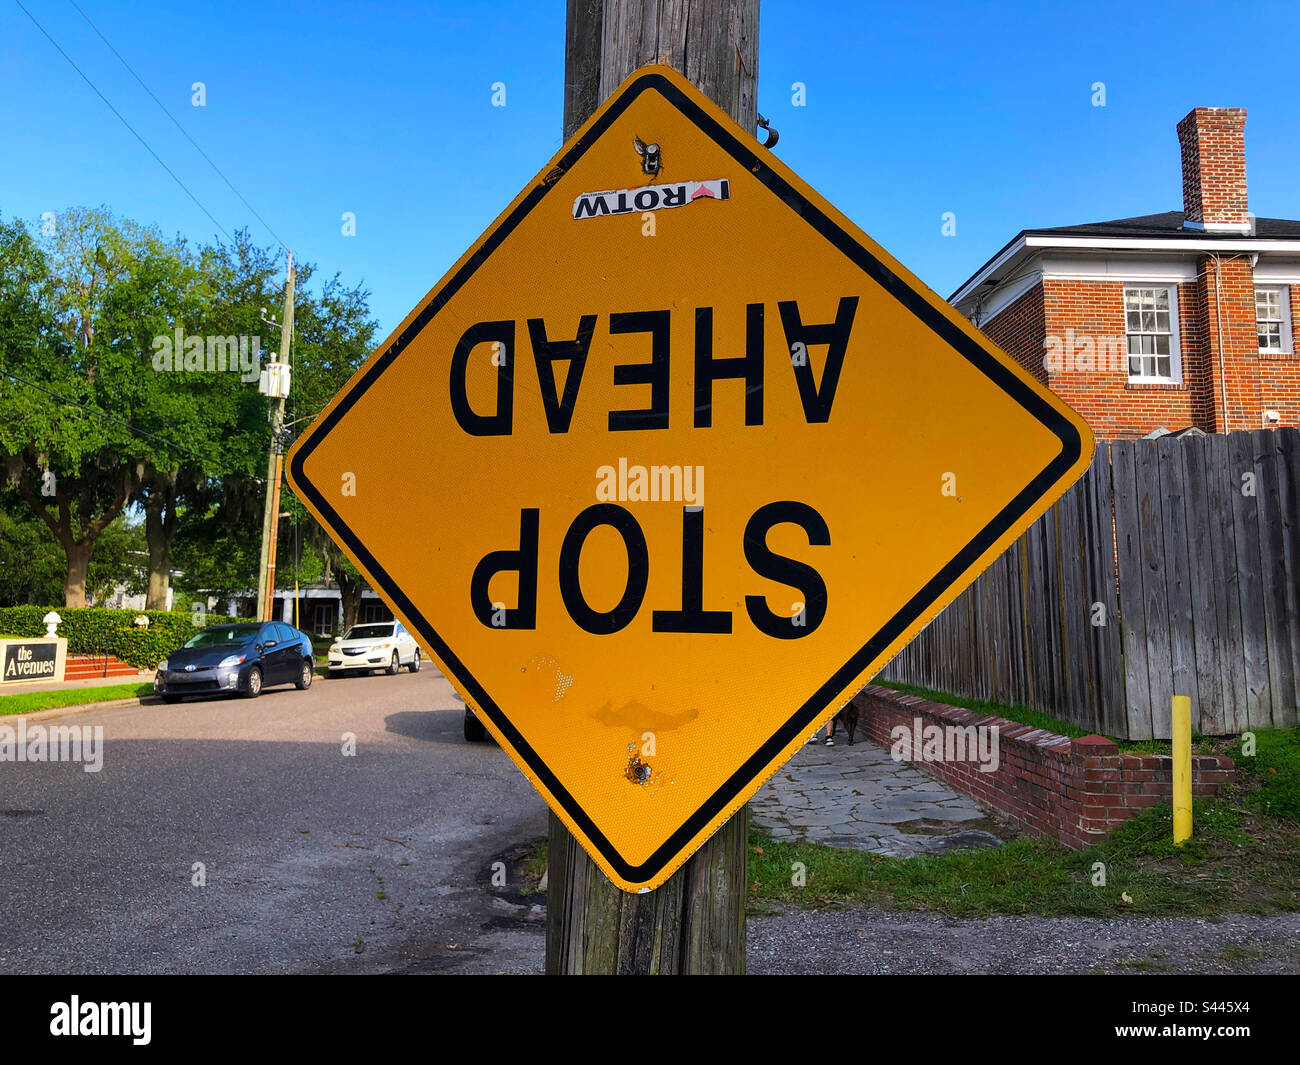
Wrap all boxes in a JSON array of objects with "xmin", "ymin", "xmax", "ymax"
[{"xmin": 287, "ymin": 65, "xmax": 1094, "ymax": 892}]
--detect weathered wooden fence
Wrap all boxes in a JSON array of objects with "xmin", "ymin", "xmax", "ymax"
[{"xmin": 880, "ymin": 428, "xmax": 1299, "ymax": 739}]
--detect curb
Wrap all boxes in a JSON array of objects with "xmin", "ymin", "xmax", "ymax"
[{"xmin": 2, "ymin": 696, "xmax": 161, "ymax": 723}]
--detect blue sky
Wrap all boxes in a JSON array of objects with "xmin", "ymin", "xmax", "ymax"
[{"xmin": 4, "ymin": 0, "xmax": 1298, "ymax": 336}]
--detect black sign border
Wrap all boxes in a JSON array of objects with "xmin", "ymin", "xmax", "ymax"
[{"xmin": 290, "ymin": 71, "xmax": 1083, "ymax": 886}]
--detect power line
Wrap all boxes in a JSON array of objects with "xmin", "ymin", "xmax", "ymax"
[
  {"xmin": 0, "ymin": 369, "xmax": 210, "ymax": 463},
  {"xmin": 68, "ymin": 0, "xmax": 289, "ymax": 252},
  {"xmin": 12, "ymin": 0, "xmax": 234, "ymax": 245}
]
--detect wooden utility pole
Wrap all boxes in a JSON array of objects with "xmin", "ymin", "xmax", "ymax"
[
  {"xmin": 547, "ymin": 0, "xmax": 759, "ymax": 975},
  {"xmin": 256, "ymin": 252, "xmax": 295, "ymax": 622}
]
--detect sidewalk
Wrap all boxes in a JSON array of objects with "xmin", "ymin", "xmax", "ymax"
[{"xmin": 750, "ymin": 736, "xmax": 1007, "ymax": 857}]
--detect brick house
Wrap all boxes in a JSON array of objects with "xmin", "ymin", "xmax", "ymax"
[{"xmin": 950, "ymin": 108, "xmax": 1300, "ymax": 438}]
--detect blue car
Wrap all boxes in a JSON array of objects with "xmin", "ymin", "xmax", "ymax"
[{"xmin": 155, "ymin": 622, "xmax": 315, "ymax": 702}]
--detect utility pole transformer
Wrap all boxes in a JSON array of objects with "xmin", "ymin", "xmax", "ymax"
[{"xmin": 547, "ymin": 0, "xmax": 759, "ymax": 975}]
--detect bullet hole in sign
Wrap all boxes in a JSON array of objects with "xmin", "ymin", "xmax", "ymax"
[{"xmin": 625, "ymin": 751, "xmax": 652, "ymax": 785}]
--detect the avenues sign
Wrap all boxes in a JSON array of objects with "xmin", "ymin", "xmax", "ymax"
[
  {"xmin": 2, "ymin": 641, "xmax": 56, "ymax": 682},
  {"xmin": 287, "ymin": 66, "xmax": 1092, "ymax": 891}
]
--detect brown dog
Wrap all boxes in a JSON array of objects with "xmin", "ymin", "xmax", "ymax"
[{"xmin": 830, "ymin": 702, "xmax": 859, "ymax": 746}]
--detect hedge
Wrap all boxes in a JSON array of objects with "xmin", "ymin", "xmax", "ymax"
[{"xmin": 0, "ymin": 606, "xmax": 244, "ymax": 670}]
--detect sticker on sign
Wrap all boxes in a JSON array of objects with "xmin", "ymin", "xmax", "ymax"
[
  {"xmin": 572, "ymin": 178, "xmax": 730, "ymax": 219},
  {"xmin": 286, "ymin": 65, "xmax": 1093, "ymax": 892}
]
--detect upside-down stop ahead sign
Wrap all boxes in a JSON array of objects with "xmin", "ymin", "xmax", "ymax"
[{"xmin": 287, "ymin": 66, "xmax": 1093, "ymax": 891}]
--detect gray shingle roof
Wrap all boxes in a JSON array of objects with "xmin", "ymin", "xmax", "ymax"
[
  {"xmin": 951, "ymin": 211, "xmax": 1300, "ymax": 301},
  {"xmin": 1024, "ymin": 211, "xmax": 1300, "ymax": 239}
]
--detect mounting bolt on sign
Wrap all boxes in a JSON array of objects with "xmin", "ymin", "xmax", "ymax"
[{"xmin": 285, "ymin": 65, "xmax": 1093, "ymax": 893}]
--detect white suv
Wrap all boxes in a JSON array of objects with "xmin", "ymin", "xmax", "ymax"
[{"xmin": 326, "ymin": 621, "xmax": 421, "ymax": 677}]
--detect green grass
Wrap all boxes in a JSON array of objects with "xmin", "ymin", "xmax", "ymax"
[
  {"xmin": 870, "ymin": 678, "xmax": 1219, "ymax": 754},
  {"xmin": 513, "ymin": 788, "xmax": 1298, "ymax": 919},
  {"xmin": 747, "ymin": 799, "xmax": 1299, "ymax": 918},
  {"xmin": 1233, "ymin": 727, "xmax": 1300, "ymax": 822},
  {"xmin": 1218, "ymin": 944, "xmax": 1267, "ymax": 965},
  {"xmin": 0, "ymin": 682, "xmax": 155, "ymax": 716},
  {"xmin": 1115, "ymin": 953, "xmax": 1173, "ymax": 972},
  {"xmin": 871, "ymin": 679, "xmax": 1093, "ymax": 738},
  {"xmin": 524, "ymin": 841, "xmax": 549, "ymax": 883}
]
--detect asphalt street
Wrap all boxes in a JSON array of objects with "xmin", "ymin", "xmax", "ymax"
[
  {"xmin": 0, "ymin": 668, "xmax": 550, "ymax": 974},
  {"xmin": 4, "ymin": 671, "xmax": 1297, "ymax": 976}
]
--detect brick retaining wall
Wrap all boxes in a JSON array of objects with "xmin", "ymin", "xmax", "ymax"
[{"xmin": 850, "ymin": 685, "xmax": 1236, "ymax": 850}]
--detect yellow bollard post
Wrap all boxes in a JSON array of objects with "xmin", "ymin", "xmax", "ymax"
[{"xmin": 1172, "ymin": 695, "xmax": 1192, "ymax": 845}]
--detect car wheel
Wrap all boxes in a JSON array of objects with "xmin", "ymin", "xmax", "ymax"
[
  {"xmin": 407, "ymin": 649, "xmax": 421, "ymax": 673},
  {"xmin": 161, "ymin": 694, "xmax": 182, "ymax": 704},
  {"xmin": 386, "ymin": 651, "xmax": 400, "ymax": 675},
  {"xmin": 243, "ymin": 666, "xmax": 263, "ymax": 699},
  {"xmin": 463, "ymin": 711, "xmax": 488, "ymax": 742},
  {"xmin": 294, "ymin": 660, "xmax": 313, "ymax": 690}
]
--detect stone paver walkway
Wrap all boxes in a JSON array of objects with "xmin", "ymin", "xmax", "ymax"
[{"xmin": 750, "ymin": 736, "xmax": 1007, "ymax": 856}]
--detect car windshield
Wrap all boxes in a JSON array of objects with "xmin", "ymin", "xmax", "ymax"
[
  {"xmin": 181, "ymin": 625, "xmax": 262, "ymax": 649},
  {"xmin": 342, "ymin": 624, "xmax": 393, "ymax": 641}
]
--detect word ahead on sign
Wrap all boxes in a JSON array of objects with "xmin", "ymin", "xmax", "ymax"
[{"xmin": 286, "ymin": 66, "xmax": 1093, "ymax": 892}]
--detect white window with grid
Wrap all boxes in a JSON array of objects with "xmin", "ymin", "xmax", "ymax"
[
  {"xmin": 1256, "ymin": 287, "xmax": 1293, "ymax": 354},
  {"xmin": 1124, "ymin": 286, "xmax": 1181, "ymax": 383},
  {"xmin": 362, "ymin": 601, "xmax": 389, "ymax": 624}
]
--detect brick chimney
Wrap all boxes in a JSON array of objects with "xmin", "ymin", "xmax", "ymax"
[{"xmin": 1177, "ymin": 108, "xmax": 1250, "ymax": 232}]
